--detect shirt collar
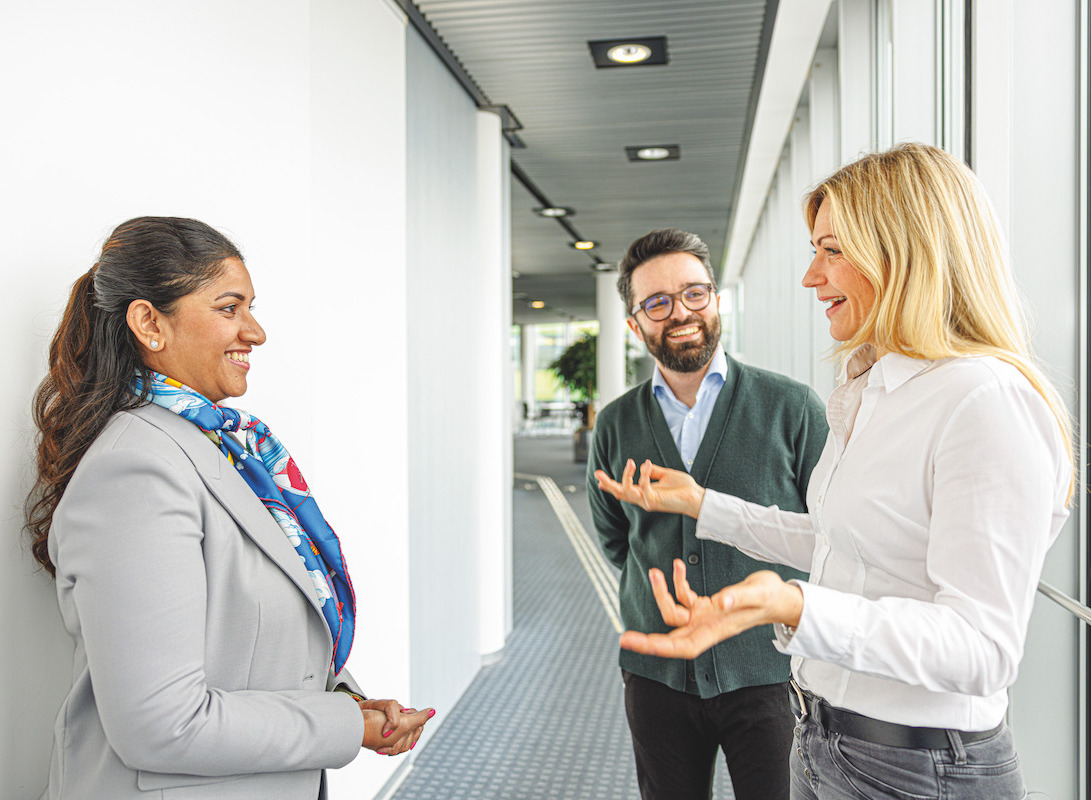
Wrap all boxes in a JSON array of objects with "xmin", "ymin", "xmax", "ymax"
[
  {"xmin": 839, "ymin": 343, "xmax": 936, "ymax": 392},
  {"xmin": 652, "ymin": 347, "xmax": 728, "ymax": 400},
  {"xmin": 839, "ymin": 343, "xmax": 878, "ymax": 382}
]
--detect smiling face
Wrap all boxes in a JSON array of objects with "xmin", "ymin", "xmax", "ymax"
[
  {"xmin": 627, "ymin": 251, "xmax": 721, "ymax": 374},
  {"xmin": 142, "ymin": 257, "xmax": 266, "ymax": 402},
  {"xmin": 803, "ymin": 199, "xmax": 877, "ymax": 344}
]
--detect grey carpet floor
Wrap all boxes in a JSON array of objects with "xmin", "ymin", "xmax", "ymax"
[{"xmin": 388, "ymin": 434, "xmax": 734, "ymax": 799}]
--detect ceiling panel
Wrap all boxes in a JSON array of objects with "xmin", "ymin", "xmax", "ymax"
[{"xmin": 414, "ymin": 0, "xmax": 774, "ymax": 325}]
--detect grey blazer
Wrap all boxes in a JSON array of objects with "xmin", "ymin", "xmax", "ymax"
[{"xmin": 42, "ymin": 403, "xmax": 363, "ymax": 800}]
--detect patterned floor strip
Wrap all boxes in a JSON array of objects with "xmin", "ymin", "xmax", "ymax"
[{"xmin": 515, "ymin": 471, "xmax": 622, "ymax": 634}]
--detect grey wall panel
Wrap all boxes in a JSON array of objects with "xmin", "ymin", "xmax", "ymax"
[{"xmin": 406, "ymin": 25, "xmax": 486, "ymax": 714}]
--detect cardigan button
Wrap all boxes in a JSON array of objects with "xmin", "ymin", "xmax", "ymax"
[{"xmin": 687, "ymin": 553, "xmax": 699, "ymax": 565}]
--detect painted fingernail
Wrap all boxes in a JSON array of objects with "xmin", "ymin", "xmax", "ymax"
[
  {"xmin": 383, "ymin": 730, "xmax": 392, "ymax": 738},
  {"xmin": 427, "ymin": 709, "xmax": 436, "ymax": 718},
  {"xmin": 410, "ymin": 742, "xmax": 416, "ymax": 750}
]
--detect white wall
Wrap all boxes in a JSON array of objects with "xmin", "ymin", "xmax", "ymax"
[
  {"xmin": 0, "ymin": 2, "xmax": 512, "ymax": 798},
  {"xmin": 1, "ymin": 2, "xmax": 320, "ymax": 795},
  {"xmin": 309, "ymin": 1, "xmax": 414, "ymax": 796}
]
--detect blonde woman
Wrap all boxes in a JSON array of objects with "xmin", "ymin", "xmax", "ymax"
[{"xmin": 595, "ymin": 143, "xmax": 1072, "ymax": 800}]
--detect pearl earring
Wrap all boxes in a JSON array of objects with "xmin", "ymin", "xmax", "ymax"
[{"xmin": 150, "ymin": 340, "xmax": 159, "ymax": 350}]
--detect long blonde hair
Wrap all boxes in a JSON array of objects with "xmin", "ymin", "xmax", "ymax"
[{"xmin": 805, "ymin": 143, "xmax": 1073, "ymax": 495}]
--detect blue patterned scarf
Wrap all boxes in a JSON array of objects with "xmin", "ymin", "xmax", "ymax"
[{"xmin": 134, "ymin": 371, "xmax": 355, "ymax": 673}]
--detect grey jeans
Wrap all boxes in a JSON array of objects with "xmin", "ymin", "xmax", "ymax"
[{"xmin": 790, "ymin": 713, "xmax": 1026, "ymax": 799}]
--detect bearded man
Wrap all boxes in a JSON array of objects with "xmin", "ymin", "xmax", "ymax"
[{"xmin": 586, "ymin": 228, "xmax": 828, "ymax": 800}]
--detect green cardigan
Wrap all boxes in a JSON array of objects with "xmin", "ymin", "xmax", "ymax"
[{"xmin": 586, "ymin": 352, "xmax": 829, "ymax": 698}]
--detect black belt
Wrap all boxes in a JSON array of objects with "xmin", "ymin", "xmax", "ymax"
[{"xmin": 788, "ymin": 679, "xmax": 1003, "ymax": 750}]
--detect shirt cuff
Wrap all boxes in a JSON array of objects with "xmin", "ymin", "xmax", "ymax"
[
  {"xmin": 774, "ymin": 623, "xmax": 797, "ymax": 646},
  {"xmin": 772, "ymin": 580, "xmax": 858, "ymax": 663},
  {"xmin": 771, "ymin": 579, "xmax": 803, "ymax": 648}
]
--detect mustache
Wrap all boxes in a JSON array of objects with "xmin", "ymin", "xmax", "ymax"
[{"xmin": 663, "ymin": 315, "xmax": 705, "ymax": 336}]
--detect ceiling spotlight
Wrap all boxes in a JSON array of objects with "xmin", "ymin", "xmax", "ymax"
[
  {"xmin": 512, "ymin": 270, "xmax": 521, "ymax": 279},
  {"xmin": 533, "ymin": 206, "xmax": 574, "ymax": 218},
  {"xmin": 591, "ymin": 262, "xmax": 616, "ymax": 272},
  {"xmin": 626, "ymin": 144, "xmax": 681, "ymax": 162},
  {"xmin": 607, "ymin": 44, "xmax": 652, "ymax": 64},
  {"xmin": 588, "ymin": 37, "xmax": 669, "ymax": 69},
  {"xmin": 570, "ymin": 240, "xmax": 598, "ymax": 250},
  {"xmin": 530, "ymin": 300, "xmax": 546, "ymax": 309}
]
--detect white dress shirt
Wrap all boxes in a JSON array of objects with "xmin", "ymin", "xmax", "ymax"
[{"xmin": 695, "ymin": 344, "xmax": 1070, "ymax": 730}]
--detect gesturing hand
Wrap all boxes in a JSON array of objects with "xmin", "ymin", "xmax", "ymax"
[
  {"xmin": 619, "ymin": 560, "xmax": 804, "ymax": 659},
  {"xmin": 359, "ymin": 699, "xmax": 436, "ymax": 755},
  {"xmin": 594, "ymin": 459, "xmax": 706, "ymax": 518}
]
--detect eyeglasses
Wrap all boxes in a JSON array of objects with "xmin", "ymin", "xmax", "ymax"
[{"xmin": 630, "ymin": 283, "xmax": 715, "ymax": 321}]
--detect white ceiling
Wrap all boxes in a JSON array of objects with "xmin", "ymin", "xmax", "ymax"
[{"xmin": 413, "ymin": 0, "xmax": 776, "ymax": 324}]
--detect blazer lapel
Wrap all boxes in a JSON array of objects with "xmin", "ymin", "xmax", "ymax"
[{"xmin": 130, "ymin": 405, "xmax": 328, "ymax": 621}]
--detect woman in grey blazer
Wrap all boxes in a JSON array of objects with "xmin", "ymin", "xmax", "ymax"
[{"xmin": 26, "ymin": 217, "xmax": 434, "ymax": 799}]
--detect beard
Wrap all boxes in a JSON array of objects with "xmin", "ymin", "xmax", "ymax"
[{"xmin": 641, "ymin": 312, "xmax": 722, "ymax": 373}]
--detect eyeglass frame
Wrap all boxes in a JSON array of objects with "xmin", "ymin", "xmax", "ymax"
[{"xmin": 630, "ymin": 282, "xmax": 716, "ymax": 320}]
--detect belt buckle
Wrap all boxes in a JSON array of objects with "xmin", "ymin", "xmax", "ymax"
[{"xmin": 790, "ymin": 678, "xmax": 809, "ymax": 721}]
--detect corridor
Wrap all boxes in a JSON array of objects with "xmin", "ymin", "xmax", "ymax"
[{"xmin": 388, "ymin": 435, "xmax": 734, "ymax": 799}]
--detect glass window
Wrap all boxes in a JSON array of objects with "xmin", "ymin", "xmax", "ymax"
[
  {"xmin": 511, "ymin": 325, "xmax": 522, "ymax": 401},
  {"xmin": 534, "ymin": 323, "xmax": 567, "ymax": 402}
]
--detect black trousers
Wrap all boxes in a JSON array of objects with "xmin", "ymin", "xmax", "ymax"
[{"xmin": 623, "ymin": 671, "xmax": 793, "ymax": 800}]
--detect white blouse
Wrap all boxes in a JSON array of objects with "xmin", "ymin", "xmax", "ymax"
[{"xmin": 696, "ymin": 345, "xmax": 1070, "ymax": 731}]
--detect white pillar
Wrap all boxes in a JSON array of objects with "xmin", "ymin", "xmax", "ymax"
[
  {"xmin": 838, "ymin": 0, "xmax": 877, "ymax": 162},
  {"xmin": 808, "ymin": 48, "xmax": 840, "ymax": 400},
  {"xmin": 521, "ymin": 323, "xmax": 537, "ymax": 420},
  {"xmin": 970, "ymin": 0, "xmax": 1013, "ymax": 235},
  {"xmin": 891, "ymin": 0, "xmax": 938, "ymax": 145},
  {"xmin": 789, "ymin": 110, "xmax": 813, "ymax": 385},
  {"xmin": 770, "ymin": 157, "xmax": 791, "ymax": 376},
  {"xmin": 596, "ymin": 272, "xmax": 627, "ymax": 411},
  {"xmin": 809, "ymin": 48, "xmax": 840, "ymax": 179},
  {"xmin": 473, "ymin": 110, "xmax": 512, "ymax": 657},
  {"xmin": 937, "ymin": 0, "xmax": 967, "ymax": 160}
]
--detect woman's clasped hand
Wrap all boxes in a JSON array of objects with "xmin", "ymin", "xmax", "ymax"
[{"xmin": 358, "ymin": 699, "xmax": 435, "ymax": 755}]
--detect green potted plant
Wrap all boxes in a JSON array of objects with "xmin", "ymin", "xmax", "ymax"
[{"xmin": 549, "ymin": 332, "xmax": 597, "ymax": 460}]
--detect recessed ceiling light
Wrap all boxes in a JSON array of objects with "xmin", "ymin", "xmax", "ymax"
[
  {"xmin": 588, "ymin": 37, "xmax": 669, "ymax": 69},
  {"xmin": 607, "ymin": 44, "xmax": 651, "ymax": 64},
  {"xmin": 626, "ymin": 144, "xmax": 681, "ymax": 162},
  {"xmin": 591, "ymin": 262, "xmax": 616, "ymax": 272},
  {"xmin": 530, "ymin": 300, "xmax": 546, "ymax": 309},
  {"xmin": 570, "ymin": 240, "xmax": 597, "ymax": 250},
  {"xmin": 533, "ymin": 206, "xmax": 574, "ymax": 218}
]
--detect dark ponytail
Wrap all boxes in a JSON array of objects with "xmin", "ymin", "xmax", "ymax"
[{"xmin": 25, "ymin": 217, "xmax": 242, "ymax": 576}]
